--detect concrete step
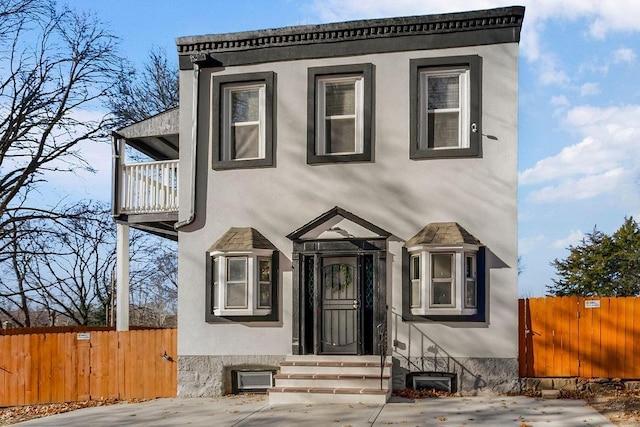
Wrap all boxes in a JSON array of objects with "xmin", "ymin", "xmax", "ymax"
[
  {"xmin": 269, "ymin": 355, "xmax": 391, "ymax": 405},
  {"xmin": 279, "ymin": 359, "xmax": 391, "ymax": 376},
  {"xmin": 274, "ymin": 373, "xmax": 390, "ymax": 389},
  {"xmin": 268, "ymin": 386, "xmax": 389, "ymax": 405}
]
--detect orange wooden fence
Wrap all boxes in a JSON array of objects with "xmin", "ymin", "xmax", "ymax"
[
  {"xmin": 0, "ymin": 328, "xmax": 177, "ymax": 406},
  {"xmin": 519, "ymin": 297, "xmax": 640, "ymax": 378}
]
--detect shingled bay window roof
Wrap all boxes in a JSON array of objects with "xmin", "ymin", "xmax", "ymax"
[
  {"xmin": 405, "ymin": 222, "xmax": 481, "ymax": 247},
  {"xmin": 208, "ymin": 227, "xmax": 277, "ymax": 252}
]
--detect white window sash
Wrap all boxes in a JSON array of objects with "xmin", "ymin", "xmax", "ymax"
[
  {"xmin": 225, "ymin": 257, "xmax": 248, "ymax": 309},
  {"xmin": 419, "ymin": 68, "xmax": 470, "ymax": 150},
  {"xmin": 429, "ymin": 253, "xmax": 455, "ymax": 308},
  {"xmin": 257, "ymin": 257, "xmax": 271, "ymax": 309},
  {"xmin": 316, "ymin": 75, "xmax": 364, "ymax": 155},
  {"xmin": 222, "ymin": 84, "xmax": 266, "ymax": 161},
  {"xmin": 464, "ymin": 254, "xmax": 477, "ymax": 309},
  {"xmin": 410, "ymin": 254, "xmax": 421, "ymax": 308},
  {"xmin": 212, "ymin": 252, "xmax": 273, "ymax": 316}
]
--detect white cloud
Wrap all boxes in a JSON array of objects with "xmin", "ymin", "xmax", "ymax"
[
  {"xmin": 538, "ymin": 56, "xmax": 570, "ymax": 86},
  {"xmin": 518, "ymin": 234, "xmax": 546, "ymax": 255},
  {"xmin": 579, "ymin": 82, "xmax": 600, "ymax": 96},
  {"xmin": 520, "ymin": 104, "xmax": 640, "ymax": 203},
  {"xmin": 613, "ymin": 47, "xmax": 636, "ymax": 64},
  {"xmin": 552, "ymin": 229, "xmax": 585, "ymax": 249},
  {"xmin": 550, "ymin": 95, "xmax": 570, "ymax": 107},
  {"xmin": 528, "ymin": 168, "xmax": 628, "ymax": 203}
]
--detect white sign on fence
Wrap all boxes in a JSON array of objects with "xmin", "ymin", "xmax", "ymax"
[
  {"xmin": 585, "ymin": 300, "xmax": 601, "ymax": 308},
  {"xmin": 76, "ymin": 332, "xmax": 91, "ymax": 340}
]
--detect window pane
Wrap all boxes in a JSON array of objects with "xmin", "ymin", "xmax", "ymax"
[
  {"xmin": 259, "ymin": 259, "xmax": 271, "ymax": 282},
  {"xmin": 465, "ymin": 256, "xmax": 475, "ymax": 278},
  {"xmin": 325, "ymin": 118, "xmax": 356, "ymax": 153},
  {"xmin": 232, "ymin": 89, "xmax": 260, "ymax": 122},
  {"xmin": 465, "ymin": 279, "xmax": 477, "ymax": 308},
  {"xmin": 427, "ymin": 112, "xmax": 459, "ymax": 148},
  {"xmin": 326, "ymin": 82, "xmax": 355, "ymax": 116},
  {"xmin": 427, "ymin": 76, "xmax": 459, "ymax": 110},
  {"xmin": 231, "ymin": 124, "xmax": 259, "ymax": 159},
  {"xmin": 411, "ymin": 256, "xmax": 420, "ymax": 280},
  {"xmin": 432, "ymin": 254, "xmax": 452, "ymax": 279},
  {"xmin": 432, "ymin": 281, "xmax": 452, "ymax": 305},
  {"xmin": 259, "ymin": 281, "xmax": 271, "ymax": 308},
  {"xmin": 213, "ymin": 258, "xmax": 219, "ymax": 310},
  {"xmin": 411, "ymin": 280, "xmax": 421, "ymax": 308},
  {"xmin": 226, "ymin": 282, "xmax": 247, "ymax": 307},
  {"xmin": 228, "ymin": 258, "xmax": 247, "ymax": 282}
]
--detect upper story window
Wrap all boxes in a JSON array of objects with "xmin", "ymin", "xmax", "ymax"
[
  {"xmin": 410, "ymin": 56, "xmax": 481, "ymax": 159},
  {"xmin": 222, "ymin": 83, "xmax": 265, "ymax": 161},
  {"xmin": 307, "ymin": 64, "xmax": 374, "ymax": 164},
  {"xmin": 316, "ymin": 75, "xmax": 364, "ymax": 156},
  {"xmin": 206, "ymin": 227, "xmax": 279, "ymax": 321},
  {"xmin": 212, "ymin": 72, "xmax": 275, "ymax": 170}
]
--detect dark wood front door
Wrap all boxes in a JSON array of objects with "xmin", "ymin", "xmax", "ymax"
[{"xmin": 320, "ymin": 256, "xmax": 359, "ymax": 354}]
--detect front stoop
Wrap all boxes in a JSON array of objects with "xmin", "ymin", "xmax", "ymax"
[{"xmin": 268, "ymin": 355, "xmax": 391, "ymax": 404}]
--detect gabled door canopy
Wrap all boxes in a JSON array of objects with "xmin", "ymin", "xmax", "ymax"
[{"xmin": 287, "ymin": 206, "xmax": 391, "ymax": 241}]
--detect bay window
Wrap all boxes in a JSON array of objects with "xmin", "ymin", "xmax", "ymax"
[
  {"xmin": 206, "ymin": 227, "xmax": 278, "ymax": 321},
  {"xmin": 408, "ymin": 248, "xmax": 479, "ymax": 316},
  {"xmin": 210, "ymin": 251, "xmax": 273, "ymax": 316}
]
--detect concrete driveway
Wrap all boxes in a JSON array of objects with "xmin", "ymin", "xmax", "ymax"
[{"xmin": 14, "ymin": 395, "xmax": 613, "ymax": 426}]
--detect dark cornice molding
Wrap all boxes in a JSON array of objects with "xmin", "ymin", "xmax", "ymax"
[{"xmin": 176, "ymin": 6, "xmax": 524, "ymax": 69}]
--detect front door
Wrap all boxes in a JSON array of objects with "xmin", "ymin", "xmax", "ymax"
[{"xmin": 320, "ymin": 256, "xmax": 359, "ymax": 354}]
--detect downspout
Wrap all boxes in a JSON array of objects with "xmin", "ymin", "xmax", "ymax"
[{"xmin": 174, "ymin": 58, "xmax": 201, "ymax": 230}]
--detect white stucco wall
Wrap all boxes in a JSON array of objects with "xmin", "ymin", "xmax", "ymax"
[{"xmin": 177, "ymin": 42, "xmax": 519, "ymax": 360}]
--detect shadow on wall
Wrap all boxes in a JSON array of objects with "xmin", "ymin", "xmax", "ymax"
[{"xmin": 391, "ymin": 311, "xmax": 489, "ymax": 395}]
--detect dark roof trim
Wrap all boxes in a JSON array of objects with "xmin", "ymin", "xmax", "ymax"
[
  {"xmin": 287, "ymin": 206, "xmax": 391, "ymax": 240},
  {"xmin": 176, "ymin": 6, "xmax": 525, "ymax": 69}
]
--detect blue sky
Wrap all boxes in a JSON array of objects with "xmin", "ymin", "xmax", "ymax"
[{"xmin": 60, "ymin": 0, "xmax": 640, "ymax": 297}]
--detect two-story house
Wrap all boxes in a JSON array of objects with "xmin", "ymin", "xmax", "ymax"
[{"xmin": 112, "ymin": 6, "xmax": 525, "ymax": 404}]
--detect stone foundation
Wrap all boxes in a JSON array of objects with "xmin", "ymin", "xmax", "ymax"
[
  {"xmin": 522, "ymin": 377, "xmax": 635, "ymax": 394},
  {"xmin": 178, "ymin": 355, "xmax": 287, "ymax": 397},
  {"xmin": 393, "ymin": 356, "xmax": 519, "ymax": 395}
]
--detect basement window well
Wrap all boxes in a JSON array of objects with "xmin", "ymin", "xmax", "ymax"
[
  {"xmin": 407, "ymin": 372, "xmax": 457, "ymax": 393},
  {"xmin": 232, "ymin": 370, "xmax": 274, "ymax": 394}
]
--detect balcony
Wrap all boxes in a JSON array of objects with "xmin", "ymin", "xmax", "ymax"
[
  {"xmin": 121, "ymin": 160, "xmax": 178, "ymax": 214},
  {"xmin": 112, "ymin": 109, "xmax": 179, "ymax": 240}
]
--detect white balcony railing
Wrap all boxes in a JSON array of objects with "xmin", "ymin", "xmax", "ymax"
[{"xmin": 121, "ymin": 160, "xmax": 178, "ymax": 214}]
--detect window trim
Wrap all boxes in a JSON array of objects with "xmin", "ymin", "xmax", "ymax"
[
  {"xmin": 410, "ymin": 55, "xmax": 482, "ymax": 159},
  {"xmin": 307, "ymin": 63, "xmax": 374, "ymax": 164},
  {"xmin": 212, "ymin": 72, "xmax": 276, "ymax": 170},
  {"xmin": 404, "ymin": 245, "xmax": 485, "ymax": 321},
  {"xmin": 206, "ymin": 249, "xmax": 279, "ymax": 321}
]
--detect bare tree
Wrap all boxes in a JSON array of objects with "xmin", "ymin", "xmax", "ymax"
[
  {"xmin": 0, "ymin": 202, "xmax": 178, "ymax": 327},
  {"xmin": 0, "ymin": 0, "xmax": 118, "ymax": 259},
  {"xmin": 108, "ymin": 47, "xmax": 179, "ymax": 128},
  {"xmin": 130, "ymin": 241, "xmax": 177, "ymax": 327}
]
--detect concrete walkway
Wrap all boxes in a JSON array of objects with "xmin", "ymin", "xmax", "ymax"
[{"xmin": 14, "ymin": 395, "xmax": 614, "ymax": 426}]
